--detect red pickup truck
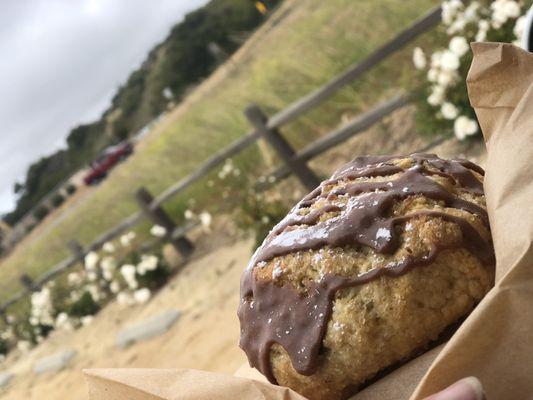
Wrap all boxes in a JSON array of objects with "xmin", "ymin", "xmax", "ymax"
[{"xmin": 83, "ymin": 142, "xmax": 133, "ymax": 185}]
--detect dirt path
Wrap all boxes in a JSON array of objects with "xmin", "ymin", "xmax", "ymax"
[{"xmin": 0, "ymin": 239, "xmax": 253, "ymax": 400}]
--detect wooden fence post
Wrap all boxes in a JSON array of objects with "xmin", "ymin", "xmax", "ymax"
[
  {"xmin": 135, "ymin": 187, "xmax": 194, "ymax": 258},
  {"xmin": 244, "ymin": 104, "xmax": 320, "ymax": 191},
  {"xmin": 67, "ymin": 240, "xmax": 85, "ymax": 264}
]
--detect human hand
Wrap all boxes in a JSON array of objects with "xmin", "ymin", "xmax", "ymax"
[{"xmin": 423, "ymin": 377, "xmax": 485, "ymax": 400}]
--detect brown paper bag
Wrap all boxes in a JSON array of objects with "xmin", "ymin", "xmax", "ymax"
[
  {"xmin": 84, "ymin": 368, "xmax": 307, "ymax": 399},
  {"xmin": 85, "ymin": 43, "xmax": 533, "ymax": 400}
]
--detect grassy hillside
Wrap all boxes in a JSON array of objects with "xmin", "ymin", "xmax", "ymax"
[
  {"xmin": 3, "ymin": 0, "xmax": 280, "ymax": 226},
  {"xmin": 0, "ymin": 0, "xmax": 439, "ymax": 301}
]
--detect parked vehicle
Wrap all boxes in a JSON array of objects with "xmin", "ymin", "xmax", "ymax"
[{"xmin": 83, "ymin": 142, "xmax": 133, "ymax": 185}]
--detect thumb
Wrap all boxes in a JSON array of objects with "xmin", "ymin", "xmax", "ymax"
[{"xmin": 423, "ymin": 377, "xmax": 485, "ymax": 400}]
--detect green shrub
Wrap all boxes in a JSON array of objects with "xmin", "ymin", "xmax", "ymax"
[
  {"xmin": 33, "ymin": 205, "xmax": 49, "ymax": 221},
  {"xmin": 65, "ymin": 184, "xmax": 77, "ymax": 195},
  {"xmin": 51, "ymin": 193, "xmax": 65, "ymax": 208},
  {"xmin": 67, "ymin": 291, "xmax": 100, "ymax": 318},
  {"xmin": 136, "ymin": 263, "xmax": 170, "ymax": 290}
]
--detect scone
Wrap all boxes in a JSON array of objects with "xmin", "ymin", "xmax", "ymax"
[{"xmin": 237, "ymin": 153, "xmax": 494, "ymax": 400}]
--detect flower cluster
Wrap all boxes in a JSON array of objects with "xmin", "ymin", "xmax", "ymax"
[
  {"xmin": 0, "ymin": 231, "xmax": 173, "ymax": 357},
  {"xmin": 29, "ymin": 287, "xmax": 54, "ymax": 328},
  {"xmin": 413, "ymin": 0, "xmax": 529, "ymax": 140},
  {"xmin": 217, "ymin": 159, "xmax": 241, "ymax": 180}
]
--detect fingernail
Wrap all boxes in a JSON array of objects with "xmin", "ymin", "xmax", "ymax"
[{"xmin": 426, "ymin": 377, "xmax": 485, "ymax": 400}]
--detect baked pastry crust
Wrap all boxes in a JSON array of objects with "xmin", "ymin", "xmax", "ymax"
[{"xmin": 238, "ymin": 154, "xmax": 494, "ymax": 400}]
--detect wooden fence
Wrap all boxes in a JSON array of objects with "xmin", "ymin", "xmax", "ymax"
[{"xmin": 0, "ymin": 5, "xmax": 446, "ymax": 315}]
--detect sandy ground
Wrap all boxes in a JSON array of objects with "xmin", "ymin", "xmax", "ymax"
[{"xmin": 0, "ymin": 238, "xmax": 252, "ymax": 400}]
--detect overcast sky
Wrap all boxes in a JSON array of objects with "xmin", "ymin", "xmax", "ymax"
[{"xmin": 0, "ymin": 0, "xmax": 208, "ymax": 214}]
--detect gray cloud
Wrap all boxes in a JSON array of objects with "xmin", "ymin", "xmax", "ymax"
[{"xmin": 0, "ymin": 0, "xmax": 208, "ymax": 213}]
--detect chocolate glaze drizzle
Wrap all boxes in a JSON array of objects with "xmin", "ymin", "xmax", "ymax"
[{"xmin": 238, "ymin": 153, "xmax": 494, "ymax": 384}]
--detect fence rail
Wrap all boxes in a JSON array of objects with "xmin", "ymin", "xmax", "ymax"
[{"xmin": 0, "ymin": 4, "xmax": 445, "ymax": 314}]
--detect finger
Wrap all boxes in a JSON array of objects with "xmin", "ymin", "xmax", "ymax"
[{"xmin": 423, "ymin": 377, "xmax": 485, "ymax": 400}]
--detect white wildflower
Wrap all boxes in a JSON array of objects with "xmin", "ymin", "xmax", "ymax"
[
  {"xmin": 464, "ymin": 1, "xmax": 481, "ymax": 22},
  {"xmin": 102, "ymin": 242, "xmax": 115, "ymax": 253},
  {"xmin": 430, "ymin": 51, "xmax": 443, "ymax": 68},
  {"xmin": 86, "ymin": 284, "xmax": 102, "ymax": 302},
  {"xmin": 70, "ymin": 290, "xmax": 82, "ymax": 302},
  {"xmin": 514, "ymin": 15, "xmax": 526, "ymax": 44},
  {"xmin": 222, "ymin": 161, "xmax": 233, "ymax": 175},
  {"xmin": 133, "ymin": 288, "xmax": 151, "ymax": 304},
  {"xmin": 454, "ymin": 116, "xmax": 478, "ymax": 140},
  {"xmin": 101, "ymin": 256, "xmax": 116, "ymax": 281},
  {"xmin": 55, "ymin": 312, "xmax": 73, "ymax": 331},
  {"xmin": 199, "ymin": 211, "xmax": 212, "ymax": 230},
  {"xmin": 67, "ymin": 272, "xmax": 82, "ymax": 286},
  {"xmin": 437, "ymin": 70, "xmax": 457, "ymax": 87},
  {"xmin": 120, "ymin": 264, "xmax": 138, "ymax": 289},
  {"xmin": 218, "ymin": 159, "xmax": 234, "ymax": 179},
  {"xmin": 502, "ymin": 0, "xmax": 521, "ymax": 18},
  {"xmin": 102, "ymin": 270, "xmax": 113, "ymax": 281},
  {"xmin": 150, "ymin": 224, "xmax": 167, "ymax": 238},
  {"xmin": 447, "ymin": 15, "xmax": 467, "ymax": 35},
  {"xmin": 30, "ymin": 287, "xmax": 54, "ymax": 326},
  {"xmin": 261, "ymin": 216, "xmax": 270, "ymax": 224},
  {"xmin": 412, "ymin": 47, "xmax": 427, "ymax": 69},
  {"xmin": 137, "ymin": 254, "xmax": 159, "ymax": 275},
  {"xmin": 117, "ymin": 292, "xmax": 134, "ymax": 306},
  {"xmin": 449, "ymin": 36, "xmax": 469, "ymax": 57},
  {"xmin": 80, "ymin": 315, "xmax": 94, "ymax": 326},
  {"xmin": 441, "ymin": 102, "xmax": 459, "ymax": 120},
  {"xmin": 442, "ymin": 0, "xmax": 464, "ymax": 25},
  {"xmin": 55, "ymin": 312, "xmax": 68, "ymax": 326},
  {"xmin": 427, "ymin": 85, "xmax": 445, "ymax": 106},
  {"xmin": 476, "ymin": 19, "xmax": 490, "ymax": 42},
  {"xmin": 184, "ymin": 209, "xmax": 195, "ymax": 220},
  {"xmin": 478, "ymin": 19, "xmax": 490, "ymax": 32},
  {"xmin": 87, "ymin": 271, "xmax": 98, "ymax": 282},
  {"xmin": 1, "ymin": 327, "xmax": 14, "ymax": 341},
  {"xmin": 120, "ymin": 231, "xmax": 136, "ymax": 247},
  {"xmin": 84, "ymin": 251, "xmax": 99, "ymax": 271},
  {"xmin": 110, "ymin": 280, "xmax": 121, "ymax": 294},
  {"xmin": 491, "ymin": 0, "xmax": 521, "ymax": 28},
  {"xmin": 440, "ymin": 50, "xmax": 460, "ymax": 71},
  {"xmin": 427, "ymin": 68, "xmax": 439, "ymax": 82},
  {"xmin": 17, "ymin": 341, "xmax": 31, "ymax": 353},
  {"xmin": 101, "ymin": 257, "xmax": 116, "ymax": 271}
]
